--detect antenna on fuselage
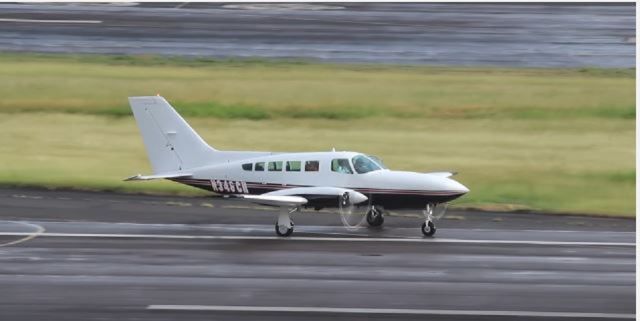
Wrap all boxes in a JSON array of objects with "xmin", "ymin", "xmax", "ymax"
[{"xmin": 331, "ymin": 147, "xmax": 336, "ymax": 152}]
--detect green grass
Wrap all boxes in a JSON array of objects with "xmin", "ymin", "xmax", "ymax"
[
  {"xmin": 0, "ymin": 113, "xmax": 633, "ymax": 216},
  {"xmin": 0, "ymin": 53, "xmax": 634, "ymax": 120},
  {"xmin": 0, "ymin": 53, "xmax": 634, "ymax": 216}
]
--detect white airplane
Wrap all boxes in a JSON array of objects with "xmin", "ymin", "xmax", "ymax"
[{"xmin": 126, "ymin": 96, "xmax": 469, "ymax": 237}]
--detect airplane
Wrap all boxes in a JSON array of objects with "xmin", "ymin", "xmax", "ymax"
[{"xmin": 125, "ymin": 96, "xmax": 469, "ymax": 237}]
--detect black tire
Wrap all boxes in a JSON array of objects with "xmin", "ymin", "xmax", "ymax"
[
  {"xmin": 366, "ymin": 208, "xmax": 384, "ymax": 227},
  {"xmin": 275, "ymin": 223, "xmax": 294, "ymax": 237},
  {"xmin": 421, "ymin": 221, "xmax": 436, "ymax": 237}
]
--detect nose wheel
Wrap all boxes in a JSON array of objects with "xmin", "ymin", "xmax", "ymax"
[
  {"xmin": 421, "ymin": 203, "xmax": 437, "ymax": 237},
  {"xmin": 421, "ymin": 221, "xmax": 436, "ymax": 237}
]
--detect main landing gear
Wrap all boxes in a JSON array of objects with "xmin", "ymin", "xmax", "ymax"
[
  {"xmin": 366, "ymin": 205, "xmax": 384, "ymax": 227},
  {"xmin": 363, "ymin": 204, "xmax": 438, "ymax": 236},
  {"xmin": 275, "ymin": 207, "xmax": 298, "ymax": 237},
  {"xmin": 421, "ymin": 203, "xmax": 437, "ymax": 237}
]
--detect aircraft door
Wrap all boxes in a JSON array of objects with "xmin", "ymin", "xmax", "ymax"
[{"xmin": 328, "ymin": 158, "xmax": 355, "ymax": 187}]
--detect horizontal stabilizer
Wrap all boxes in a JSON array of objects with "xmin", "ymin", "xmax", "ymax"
[
  {"xmin": 124, "ymin": 172, "xmax": 193, "ymax": 181},
  {"xmin": 237, "ymin": 194, "xmax": 308, "ymax": 207}
]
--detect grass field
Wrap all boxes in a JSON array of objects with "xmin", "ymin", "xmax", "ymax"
[
  {"xmin": 0, "ymin": 54, "xmax": 635, "ymax": 216},
  {"xmin": 0, "ymin": 53, "xmax": 634, "ymax": 120}
]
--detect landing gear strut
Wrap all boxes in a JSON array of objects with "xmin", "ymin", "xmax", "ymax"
[
  {"xmin": 366, "ymin": 206, "xmax": 384, "ymax": 227},
  {"xmin": 421, "ymin": 203, "xmax": 436, "ymax": 237},
  {"xmin": 275, "ymin": 207, "xmax": 297, "ymax": 237}
]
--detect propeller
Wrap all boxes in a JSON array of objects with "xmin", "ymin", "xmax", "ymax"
[
  {"xmin": 423, "ymin": 203, "xmax": 449, "ymax": 221},
  {"xmin": 338, "ymin": 191, "xmax": 369, "ymax": 230},
  {"xmin": 433, "ymin": 203, "xmax": 449, "ymax": 220}
]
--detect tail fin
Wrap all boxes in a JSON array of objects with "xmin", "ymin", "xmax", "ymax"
[{"xmin": 128, "ymin": 96, "xmax": 217, "ymax": 174}]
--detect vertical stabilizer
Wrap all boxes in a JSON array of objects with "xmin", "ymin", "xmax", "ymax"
[{"xmin": 128, "ymin": 96, "xmax": 217, "ymax": 173}]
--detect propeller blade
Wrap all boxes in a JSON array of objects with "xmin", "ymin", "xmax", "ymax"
[{"xmin": 338, "ymin": 192, "xmax": 368, "ymax": 230}]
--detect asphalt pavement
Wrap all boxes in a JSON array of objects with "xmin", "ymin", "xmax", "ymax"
[
  {"xmin": 0, "ymin": 2, "xmax": 634, "ymax": 67},
  {"xmin": 0, "ymin": 187, "xmax": 634, "ymax": 321}
]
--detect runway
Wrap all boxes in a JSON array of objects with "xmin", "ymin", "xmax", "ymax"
[
  {"xmin": 0, "ymin": 187, "xmax": 634, "ymax": 320},
  {"xmin": 0, "ymin": 2, "xmax": 634, "ymax": 67}
]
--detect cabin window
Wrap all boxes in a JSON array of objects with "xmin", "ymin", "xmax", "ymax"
[
  {"xmin": 286, "ymin": 161, "xmax": 301, "ymax": 172},
  {"xmin": 255, "ymin": 162, "xmax": 265, "ymax": 171},
  {"xmin": 305, "ymin": 160, "xmax": 319, "ymax": 172},
  {"xmin": 331, "ymin": 159, "xmax": 353, "ymax": 174},
  {"xmin": 268, "ymin": 161, "xmax": 283, "ymax": 171},
  {"xmin": 242, "ymin": 163, "xmax": 252, "ymax": 171}
]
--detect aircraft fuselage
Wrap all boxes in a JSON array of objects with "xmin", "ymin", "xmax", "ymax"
[{"xmin": 169, "ymin": 151, "xmax": 469, "ymax": 210}]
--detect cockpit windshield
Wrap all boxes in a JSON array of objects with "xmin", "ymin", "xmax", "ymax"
[
  {"xmin": 368, "ymin": 155, "xmax": 388, "ymax": 169},
  {"xmin": 351, "ymin": 155, "xmax": 383, "ymax": 174}
]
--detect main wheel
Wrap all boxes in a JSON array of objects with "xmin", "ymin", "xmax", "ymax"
[
  {"xmin": 275, "ymin": 223, "xmax": 294, "ymax": 237},
  {"xmin": 421, "ymin": 221, "xmax": 436, "ymax": 237},
  {"xmin": 366, "ymin": 207, "xmax": 384, "ymax": 227}
]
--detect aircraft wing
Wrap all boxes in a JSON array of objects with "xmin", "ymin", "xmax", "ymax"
[
  {"xmin": 235, "ymin": 186, "xmax": 368, "ymax": 207},
  {"xmin": 124, "ymin": 172, "xmax": 193, "ymax": 181},
  {"xmin": 425, "ymin": 171, "xmax": 457, "ymax": 178},
  {"xmin": 236, "ymin": 194, "xmax": 308, "ymax": 207}
]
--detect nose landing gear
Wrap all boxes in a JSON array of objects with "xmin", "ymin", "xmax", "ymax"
[
  {"xmin": 421, "ymin": 203, "xmax": 437, "ymax": 237},
  {"xmin": 421, "ymin": 221, "xmax": 436, "ymax": 237}
]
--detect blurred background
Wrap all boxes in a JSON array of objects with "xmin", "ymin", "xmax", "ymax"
[{"xmin": 0, "ymin": 2, "xmax": 634, "ymax": 216}]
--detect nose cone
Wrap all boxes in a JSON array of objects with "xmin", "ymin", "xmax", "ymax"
[
  {"xmin": 446, "ymin": 178, "xmax": 470, "ymax": 194},
  {"xmin": 349, "ymin": 190, "xmax": 368, "ymax": 204}
]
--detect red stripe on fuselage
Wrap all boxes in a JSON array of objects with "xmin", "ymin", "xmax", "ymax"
[{"xmin": 171, "ymin": 178, "xmax": 462, "ymax": 196}]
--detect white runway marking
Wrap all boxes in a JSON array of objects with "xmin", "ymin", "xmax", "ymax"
[
  {"xmin": 174, "ymin": 2, "xmax": 189, "ymax": 9},
  {"xmin": 0, "ymin": 231, "xmax": 633, "ymax": 247},
  {"xmin": 0, "ymin": 18, "xmax": 102, "ymax": 24},
  {"xmin": 0, "ymin": 222, "xmax": 45, "ymax": 247},
  {"xmin": 146, "ymin": 305, "xmax": 635, "ymax": 319},
  {"xmin": 221, "ymin": 4, "xmax": 345, "ymax": 11}
]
